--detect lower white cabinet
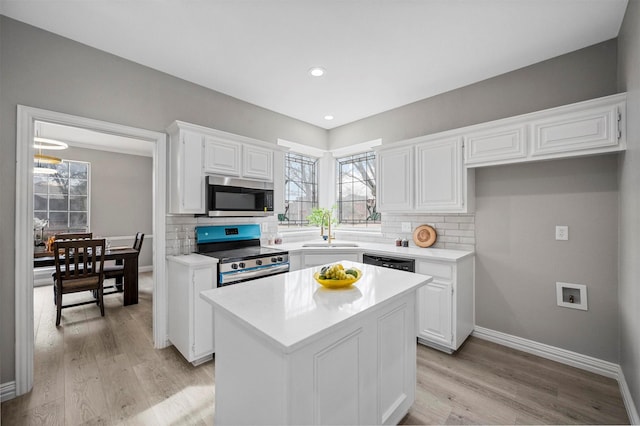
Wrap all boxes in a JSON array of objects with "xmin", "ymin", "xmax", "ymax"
[
  {"xmin": 416, "ymin": 255, "xmax": 474, "ymax": 353},
  {"xmin": 167, "ymin": 255, "xmax": 217, "ymax": 365},
  {"xmin": 302, "ymin": 250, "xmax": 361, "ymax": 267}
]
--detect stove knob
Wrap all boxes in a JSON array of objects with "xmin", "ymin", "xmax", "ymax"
[
  {"xmin": 271, "ymin": 257, "xmax": 278, "ymax": 263},
  {"xmin": 256, "ymin": 259, "xmax": 263, "ymax": 266},
  {"xmin": 238, "ymin": 262, "xmax": 245, "ymax": 268},
  {"xmin": 231, "ymin": 263, "xmax": 238, "ymax": 270},
  {"xmin": 277, "ymin": 256, "xmax": 284, "ymax": 262}
]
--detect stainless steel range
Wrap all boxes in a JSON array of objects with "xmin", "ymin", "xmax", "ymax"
[{"xmin": 196, "ymin": 224, "xmax": 289, "ymax": 287}]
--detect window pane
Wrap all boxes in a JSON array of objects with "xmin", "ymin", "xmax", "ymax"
[
  {"xmin": 52, "ymin": 162, "xmax": 69, "ymax": 178},
  {"xmin": 69, "ymin": 179, "xmax": 87, "ymax": 196},
  {"xmin": 49, "ymin": 195, "xmax": 68, "ymax": 211},
  {"xmin": 48, "ymin": 177, "xmax": 68, "ymax": 195},
  {"xmin": 34, "ymin": 194, "xmax": 47, "ymax": 211},
  {"xmin": 34, "ymin": 176, "xmax": 49, "ymax": 194},
  {"xmin": 48, "ymin": 212, "xmax": 68, "ymax": 228},
  {"xmin": 280, "ymin": 153, "xmax": 318, "ymax": 229},
  {"xmin": 69, "ymin": 196, "xmax": 87, "ymax": 211},
  {"xmin": 69, "ymin": 212, "xmax": 87, "ymax": 228},
  {"xmin": 70, "ymin": 162, "xmax": 88, "ymax": 179}
]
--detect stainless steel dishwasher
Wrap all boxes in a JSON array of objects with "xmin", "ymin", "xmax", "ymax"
[{"xmin": 362, "ymin": 253, "xmax": 415, "ymax": 272}]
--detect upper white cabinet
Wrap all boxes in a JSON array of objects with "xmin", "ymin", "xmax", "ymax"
[
  {"xmin": 204, "ymin": 136, "xmax": 241, "ymax": 176},
  {"xmin": 204, "ymin": 136, "xmax": 273, "ymax": 181},
  {"xmin": 377, "ymin": 147, "xmax": 413, "ymax": 212},
  {"xmin": 243, "ymin": 145, "xmax": 273, "ymax": 181},
  {"xmin": 463, "ymin": 93, "xmax": 626, "ymax": 168},
  {"xmin": 167, "ymin": 120, "xmax": 281, "ymax": 214},
  {"xmin": 167, "ymin": 123, "xmax": 205, "ymax": 214},
  {"xmin": 377, "ymin": 136, "xmax": 473, "ymax": 214},
  {"xmin": 415, "ymin": 137, "xmax": 470, "ymax": 212}
]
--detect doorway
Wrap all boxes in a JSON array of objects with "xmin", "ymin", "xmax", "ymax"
[{"xmin": 15, "ymin": 106, "xmax": 168, "ymax": 396}]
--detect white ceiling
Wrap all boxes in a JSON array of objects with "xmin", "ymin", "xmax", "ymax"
[{"xmin": 1, "ymin": 0, "xmax": 629, "ymax": 129}]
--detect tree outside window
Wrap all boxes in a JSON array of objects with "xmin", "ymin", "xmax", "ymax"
[
  {"xmin": 337, "ymin": 151, "xmax": 380, "ymax": 228},
  {"xmin": 280, "ymin": 152, "xmax": 318, "ymax": 229}
]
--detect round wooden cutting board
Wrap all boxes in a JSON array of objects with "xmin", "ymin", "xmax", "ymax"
[{"xmin": 412, "ymin": 224, "xmax": 437, "ymax": 248}]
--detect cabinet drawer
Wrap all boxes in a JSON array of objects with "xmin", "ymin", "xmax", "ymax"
[
  {"xmin": 303, "ymin": 252, "xmax": 360, "ymax": 267},
  {"xmin": 416, "ymin": 261, "xmax": 453, "ymax": 281}
]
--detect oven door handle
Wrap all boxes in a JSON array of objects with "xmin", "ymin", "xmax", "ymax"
[{"xmin": 220, "ymin": 264, "xmax": 290, "ymax": 284}]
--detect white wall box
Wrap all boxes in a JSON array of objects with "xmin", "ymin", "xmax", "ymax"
[
  {"xmin": 463, "ymin": 93, "xmax": 627, "ymax": 168},
  {"xmin": 167, "ymin": 124, "xmax": 206, "ymax": 214},
  {"xmin": 167, "ymin": 255, "xmax": 218, "ymax": 365},
  {"xmin": 416, "ymin": 255, "xmax": 474, "ymax": 353},
  {"xmin": 376, "ymin": 147, "xmax": 413, "ymax": 212},
  {"xmin": 556, "ymin": 282, "xmax": 588, "ymax": 311}
]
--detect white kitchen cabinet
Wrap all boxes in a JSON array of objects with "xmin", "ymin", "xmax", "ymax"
[
  {"xmin": 203, "ymin": 136, "xmax": 241, "ymax": 177},
  {"xmin": 204, "ymin": 135, "xmax": 273, "ymax": 181},
  {"xmin": 464, "ymin": 93, "xmax": 626, "ymax": 168},
  {"xmin": 464, "ymin": 124, "xmax": 528, "ymax": 166},
  {"xmin": 243, "ymin": 144, "xmax": 273, "ymax": 181},
  {"xmin": 415, "ymin": 136, "xmax": 472, "ymax": 213},
  {"xmin": 302, "ymin": 250, "xmax": 361, "ymax": 268},
  {"xmin": 167, "ymin": 255, "xmax": 217, "ymax": 365},
  {"xmin": 416, "ymin": 255, "xmax": 474, "ymax": 353},
  {"xmin": 167, "ymin": 124, "xmax": 205, "ymax": 214},
  {"xmin": 288, "ymin": 252, "xmax": 302, "ymax": 271},
  {"xmin": 376, "ymin": 147, "xmax": 413, "ymax": 212}
]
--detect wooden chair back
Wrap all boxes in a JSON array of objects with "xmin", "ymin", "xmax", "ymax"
[
  {"xmin": 52, "ymin": 238, "xmax": 105, "ymax": 325},
  {"xmin": 133, "ymin": 232, "xmax": 145, "ymax": 251},
  {"xmin": 54, "ymin": 232, "xmax": 93, "ymax": 241}
]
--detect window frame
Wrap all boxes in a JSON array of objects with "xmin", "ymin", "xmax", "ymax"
[
  {"xmin": 33, "ymin": 159, "xmax": 91, "ymax": 233},
  {"xmin": 335, "ymin": 151, "xmax": 381, "ymax": 230},
  {"xmin": 279, "ymin": 151, "xmax": 319, "ymax": 230}
]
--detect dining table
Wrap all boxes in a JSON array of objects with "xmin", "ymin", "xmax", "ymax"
[{"xmin": 34, "ymin": 247, "xmax": 140, "ymax": 306}]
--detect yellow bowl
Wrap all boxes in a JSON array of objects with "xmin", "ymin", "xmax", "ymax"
[{"xmin": 313, "ymin": 268, "xmax": 362, "ymax": 289}]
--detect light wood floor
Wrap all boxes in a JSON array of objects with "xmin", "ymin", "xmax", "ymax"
[{"xmin": 2, "ymin": 273, "xmax": 629, "ymax": 425}]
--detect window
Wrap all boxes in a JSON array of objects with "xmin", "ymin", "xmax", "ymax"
[
  {"xmin": 337, "ymin": 151, "xmax": 380, "ymax": 228},
  {"xmin": 280, "ymin": 152, "xmax": 318, "ymax": 228},
  {"xmin": 34, "ymin": 160, "xmax": 90, "ymax": 233}
]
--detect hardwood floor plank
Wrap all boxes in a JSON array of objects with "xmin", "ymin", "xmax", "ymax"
[{"xmin": 2, "ymin": 274, "xmax": 630, "ymax": 425}]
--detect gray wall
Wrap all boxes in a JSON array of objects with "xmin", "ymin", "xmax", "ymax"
[
  {"xmin": 475, "ymin": 155, "xmax": 619, "ymax": 361},
  {"xmin": 617, "ymin": 0, "xmax": 640, "ymax": 415},
  {"xmin": 329, "ymin": 39, "xmax": 620, "ymax": 362},
  {"xmin": 329, "ymin": 40, "xmax": 618, "ymax": 148},
  {"xmin": 62, "ymin": 147, "xmax": 153, "ymax": 267},
  {"xmin": 0, "ymin": 16, "xmax": 326, "ymax": 384}
]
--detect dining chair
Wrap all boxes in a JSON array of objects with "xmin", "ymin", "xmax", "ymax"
[
  {"xmin": 103, "ymin": 232, "xmax": 144, "ymax": 293},
  {"xmin": 53, "ymin": 238, "xmax": 106, "ymax": 326}
]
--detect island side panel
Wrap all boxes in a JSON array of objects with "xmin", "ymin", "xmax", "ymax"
[
  {"xmin": 288, "ymin": 292, "xmax": 418, "ymax": 425},
  {"xmin": 213, "ymin": 310, "xmax": 288, "ymax": 425}
]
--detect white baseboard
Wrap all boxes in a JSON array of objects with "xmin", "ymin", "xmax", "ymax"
[
  {"xmin": 1, "ymin": 381, "xmax": 16, "ymax": 402},
  {"xmin": 617, "ymin": 365, "xmax": 640, "ymax": 425},
  {"xmin": 473, "ymin": 326, "xmax": 640, "ymax": 424},
  {"xmin": 473, "ymin": 326, "xmax": 619, "ymax": 378}
]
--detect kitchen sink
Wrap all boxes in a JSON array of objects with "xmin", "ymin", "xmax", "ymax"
[{"xmin": 301, "ymin": 242, "xmax": 360, "ymax": 248}]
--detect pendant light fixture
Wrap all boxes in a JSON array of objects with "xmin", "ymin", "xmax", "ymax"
[{"xmin": 33, "ymin": 124, "xmax": 68, "ymax": 174}]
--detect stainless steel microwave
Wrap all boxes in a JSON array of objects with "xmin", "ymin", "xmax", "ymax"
[{"xmin": 206, "ymin": 175, "xmax": 274, "ymax": 217}]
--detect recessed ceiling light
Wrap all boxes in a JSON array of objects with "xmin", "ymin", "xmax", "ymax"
[
  {"xmin": 324, "ymin": 115, "xmax": 334, "ymax": 121},
  {"xmin": 309, "ymin": 67, "xmax": 326, "ymax": 77}
]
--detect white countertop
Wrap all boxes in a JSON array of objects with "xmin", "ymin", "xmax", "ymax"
[
  {"xmin": 166, "ymin": 253, "xmax": 218, "ymax": 266},
  {"xmin": 265, "ymin": 240, "xmax": 473, "ymax": 262},
  {"xmin": 200, "ymin": 260, "xmax": 432, "ymax": 353}
]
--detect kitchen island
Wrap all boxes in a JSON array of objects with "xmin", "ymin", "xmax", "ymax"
[{"xmin": 200, "ymin": 260, "xmax": 432, "ymax": 425}]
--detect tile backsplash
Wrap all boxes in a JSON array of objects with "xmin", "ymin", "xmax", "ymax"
[{"xmin": 167, "ymin": 212, "xmax": 476, "ymax": 255}]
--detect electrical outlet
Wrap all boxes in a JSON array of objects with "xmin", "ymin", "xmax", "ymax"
[
  {"xmin": 555, "ymin": 225, "xmax": 568, "ymax": 241},
  {"xmin": 401, "ymin": 222, "xmax": 412, "ymax": 232}
]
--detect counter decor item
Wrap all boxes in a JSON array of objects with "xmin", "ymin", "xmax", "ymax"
[
  {"xmin": 413, "ymin": 224, "xmax": 437, "ymax": 248},
  {"xmin": 313, "ymin": 263, "xmax": 362, "ymax": 289}
]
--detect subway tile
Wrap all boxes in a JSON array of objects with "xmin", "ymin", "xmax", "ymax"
[{"xmin": 444, "ymin": 229, "xmax": 475, "ymax": 237}]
